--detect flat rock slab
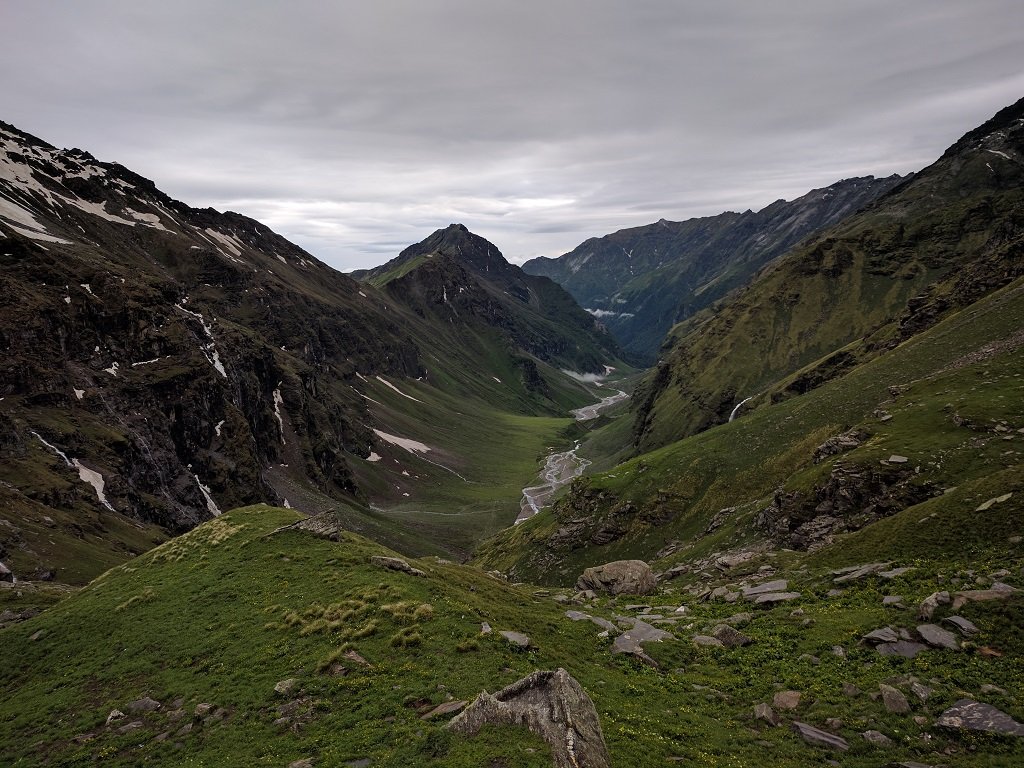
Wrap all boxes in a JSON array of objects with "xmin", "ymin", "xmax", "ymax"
[
  {"xmin": 753, "ymin": 591, "xmax": 801, "ymax": 605},
  {"xmin": 791, "ymin": 721, "xmax": 849, "ymax": 751},
  {"xmin": 420, "ymin": 700, "xmax": 468, "ymax": 720},
  {"xmin": 692, "ymin": 635, "xmax": 724, "ymax": 648},
  {"xmin": 876, "ymin": 640, "xmax": 929, "ymax": 659},
  {"xmin": 917, "ymin": 623, "xmax": 959, "ymax": 650},
  {"xmin": 565, "ymin": 610, "xmax": 618, "ymax": 634},
  {"xmin": 952, "ymin": 583, "xmax": 1017, "ymax": 610},
  {"xmin": 499, "ymin": 631, "xmax": 531, "ymax": 648},
  {"xmin": 863, "ymin": 627, "xmax": 900, "ymax": 644},
  {"xmin": 741, "ymin": 579, "xmax": 788, "ymax": 598},
  {"xmin": 126, "ymin": 697, "xmax": 162, "ymax": 713},
  {"xmin": 935, "ymin": 699, "xmax": 1024, "ymax": 736},
  {"xmin": 833, "ymin": 562, "xmax": 891, "ymax": 584},
  {"xmin": 613, "ymin": 618, "xmax": 674, "ymax": 660},
  {"xmin": 943, "ymin": 616, "xmax": 979, "ymax": 636},
  {"xmin": 879, "ymin": 567, "xmax": 914, "ymax": 579}
]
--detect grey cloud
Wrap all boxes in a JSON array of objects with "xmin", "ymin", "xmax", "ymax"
[{"xmin": 2, "ymin": 1, "xmax": 1023, "ymax": 269}]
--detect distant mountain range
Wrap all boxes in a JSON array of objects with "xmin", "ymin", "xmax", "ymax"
[{"xmin": 524, "ymin": 175, "xmax": 904, "ymax": 361}]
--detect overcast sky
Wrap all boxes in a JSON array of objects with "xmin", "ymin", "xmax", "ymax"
[{"xmin": 3, "ymin": 1, "xmax": 1024, "ymax": 271}]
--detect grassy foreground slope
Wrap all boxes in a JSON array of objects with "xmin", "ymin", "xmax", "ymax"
[{"xmin": 3, "ymin": 505, "xmax": 1023, "ymax": 767}]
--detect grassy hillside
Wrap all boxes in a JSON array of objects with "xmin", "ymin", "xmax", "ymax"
[
  {"xmin": 2, "ymin": 505, "xmax": 1021, "ymax": 767},
  {"xmin": 475, "ymin": 272, "xmax": 1024, "ymax": 584},
  {"xmin": 633, "ymin": 98, "xmax": 1024, "ymax": 450}
]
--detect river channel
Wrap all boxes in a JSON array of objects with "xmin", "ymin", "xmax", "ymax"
[{"xmin": 515, "ymin": 388, "xmax": 629, "ymax": 524}]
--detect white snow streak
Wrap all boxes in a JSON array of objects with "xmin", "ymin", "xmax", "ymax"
[
  {"xmin": 372, "ymin": 429, "xmax": 430, "ymax": 453},
  {"xmin": 272, "ymin": 385, "xmax": 286, "ymax": 444},
  {"xmin": 32, "ymin": 431, "xmax": 114, "ymax": 511},
  {"xmin": 174, "ymin": 302, "xmax": 227, "ymax": 377},
  {"xmin": 193, "ymin": 474, "xmax": 222, "ymax": 516},
  {"xmin": 374, "ymin": 376, "xmax": 424, "ymax": 403}
]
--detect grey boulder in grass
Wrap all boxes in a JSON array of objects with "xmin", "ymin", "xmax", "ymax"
[{"xmin": 576, "ymin": 560, "xmax": 656, "ymax": 595}]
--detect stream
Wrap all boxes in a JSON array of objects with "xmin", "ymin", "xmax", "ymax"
[{"xmin": 515, "ymin": 388, "xmax": 629, "ymax": 524}]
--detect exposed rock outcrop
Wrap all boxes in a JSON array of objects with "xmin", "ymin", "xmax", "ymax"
[{"xmin": 447, "ymin": 668, "xmax": 611, "ymax": 768}]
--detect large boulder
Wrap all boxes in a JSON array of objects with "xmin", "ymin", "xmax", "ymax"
[
  {"xmin": 0, "ymin": 561, "xmax": 13, "ymax": 583},
  {"xmin": 447, "ymin": 668, "xmax": 611, "ymax": 768},
  {"xmin": 576, "ymin": 560, "xmax": 656, "ymax": 596}
]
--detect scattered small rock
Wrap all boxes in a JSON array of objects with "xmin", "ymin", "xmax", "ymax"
[
  {"xmin": 876, "ymin": 640, "xmax": 929, "ymax": 658},
  {"xmin": 910, "ymin": 682, "xmax": 933, "ymax": 702},
  {"xmin": 918, "ymin": 591, "xmax": 950, "ymax": 620},
  {"xmin": 754, "ymin": 703, "xmax": 780, "ymax": 727},
  {"xmin": 711, "ymin": 624, "xmax": 752, "ymax": 648},
  {"xmin": 862, "ymin": 729, "xmax": 893, "ymax": 746},
  {"xmin": 980, "ymin": 684, "xmax": 1008, "ymax": 696},
  {"xmin": 274, "ymin": 678, "xmax": 298, "ymax": 697},
  {"xmin": 126, "ymin": 697, "xmax": 162, "ymax": 713},
  {"xmin": 194, "ymin": 703, "xmax": 214, "ymax": 717},
  {"xmin": 369, "ymin": 555, "xmax": 426, "ymax": 577},
  {"xmin": 692, "ymin": 635, "xmax": 724, "ymax": 648},
  {"xmin": 879, "ymin": 684, "xmax": 910, "ymax": 714},
  {"xmin": 117, "ymin": 721, "xmax": 144, "ymax": 735},
  {"xmin": 480, "ymin": 622, "xmax": 492, "ymax": 635},
  {"xmin": 105, "ymin": 709, "xmax": 125, "ymax": 726},
  {"xmin": 499, "ymin": 630, "xmax": 531, "ymax": 649},
  {"xmin": 289, "ymin": 760, "xmax": 316, "ymax": 768},
  {"xmin": 773, "ymin": 690, "xmax": 801, "ymax": 710},
  {"xmin": 863, "ymin": 627, "xmax": 900, "ymax": 644}
]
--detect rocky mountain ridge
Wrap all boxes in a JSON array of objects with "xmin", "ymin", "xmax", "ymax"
[{"xmin": 523, "ymin": 174, "xmax": 904, "ymax": 360}]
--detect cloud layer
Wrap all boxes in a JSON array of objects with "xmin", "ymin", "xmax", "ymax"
[{"xmin": 4, "ymin": 1, "xmax": 1024, "ymax": 270}]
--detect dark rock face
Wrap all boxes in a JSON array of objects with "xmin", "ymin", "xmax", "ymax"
[
  {"xmin": 0, "ymin": 122, "xmax": 429, "ymax": 575},
  {"xmin": 524, "ymin": 175, "xmax": 904, "ymax": 361},
  {"xmin": 753, "ymin": 463, "xmax": 936, "ymax": 551},
  {"xmin": 577, "ymin": 560, "xmax": 656, "ymax": 595},
  {"xmin": 447, "ymin": 668, "xmax": 611, "ymax": 768}
]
